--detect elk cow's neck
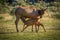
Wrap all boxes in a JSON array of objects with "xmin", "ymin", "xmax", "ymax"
[{"xmin": 37, "ymin": 9, "xmax": 45, "ymax": 18}]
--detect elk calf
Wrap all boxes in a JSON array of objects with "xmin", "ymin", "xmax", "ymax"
[{"xmin": 20, "ymin": 17, "xmax": 46, "ymax": 32}]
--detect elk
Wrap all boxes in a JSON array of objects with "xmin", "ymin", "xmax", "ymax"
[
  {"xmin": 14, "ymin": 6, "xmax": 46, "ymax": 32},
  {"xmin": 20, "ymin": 16, "xmax": 46, "ymax": 32}
]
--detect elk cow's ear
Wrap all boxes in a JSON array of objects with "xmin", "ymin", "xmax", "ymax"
[
  {"xmin": 44, "ymin": 9, "xmax": 46, "ymax": 11},
  {"xmin": 43, "ymin": 8, "xmax": 47, "ymax": 11}
]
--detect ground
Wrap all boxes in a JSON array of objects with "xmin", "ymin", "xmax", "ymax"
[
  {"xmin": 0, "ymin": 30, "xmax": 60, "ymax": 40},
  {"xmin": 0, "ymin": 14, "xmax": 60, "ymax": 40}
]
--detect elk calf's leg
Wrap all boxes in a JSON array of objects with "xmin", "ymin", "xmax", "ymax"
[
  {"xmin": 37, "ymin": 25, "xmax": 40, "ymax": 32},
  {"xmin": 32, "ymin": 25, "xmax": 33, "ymax": 32},
  {"xmin": 21, "ymin": 25, "xmax": 29, "ymax": 32},
  {"xmin": 40, "ymin": 23, "xmax": 46, "ymax": 32},
  {"xmin": 35, "ymin": 25, "xmax": 38, "ymax": 32}
]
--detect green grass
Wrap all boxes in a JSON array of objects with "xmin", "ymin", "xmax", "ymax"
[
  {"xmin": 0, "ymin": 30, "xmax": 60, "ymax": 40},
  {"xmin": 0, "ymin": 14, "xmax": 60, "ymax": 40},
  {"xmin": 0, "ymin": 19, "xmax": 60, "ymax": 40}
]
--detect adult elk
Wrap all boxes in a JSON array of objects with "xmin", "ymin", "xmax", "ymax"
[{"xmin": 14, "ymin": 6, "xmax": 46, "ymax": 32}]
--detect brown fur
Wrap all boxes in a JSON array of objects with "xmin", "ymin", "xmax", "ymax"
[
  {"xmin": 21, "ymin": 16, "xmax": 46, "ymax": 32},
  {"xmin": 14, "ymin": 6, "xmax": 46, "ymax": 32}
]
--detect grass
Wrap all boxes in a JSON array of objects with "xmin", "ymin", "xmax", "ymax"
[
  {"xmin": 0, "ymin": 30, "xmax": 60, "ymax": 40},
  {"xmin": 0, "ymin": 19, "xmax": 60, "ymax": 40},
  {"xmin": 0, "ymin": 14, "xmax": 60, "ymax": 40}
]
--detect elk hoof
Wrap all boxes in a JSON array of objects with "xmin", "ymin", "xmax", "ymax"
[
  {"xmin": 21, "ymin": 30, "xmax": 24, "ymax": 32},
  {"xmin": 17, "ymin": 30, "xmax": 19, "ymax": 32},
  {"xmin": 32, "ymin": 30, "xmax": 33, "ymax": 32},
  {"xmin": 36, "ymin": 30, "xmax": 38, "ymax": 33},
  {"xmin": 45, "ymin": 30, "xmax": 46, "ymax": 32}
]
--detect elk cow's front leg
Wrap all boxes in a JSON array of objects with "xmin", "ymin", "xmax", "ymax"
[{"xmin": 15, "ymin": 17, "xmax": 19, "ymax": 32}]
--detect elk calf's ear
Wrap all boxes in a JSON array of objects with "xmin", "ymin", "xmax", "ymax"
[{"xmin": 44, "ymin": 8, "xmax": 47, "ymax": 11}]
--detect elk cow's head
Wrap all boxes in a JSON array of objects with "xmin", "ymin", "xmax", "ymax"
[{"xmin": 37, "ymin": 8, "xmax": 47, "ymax": 18}]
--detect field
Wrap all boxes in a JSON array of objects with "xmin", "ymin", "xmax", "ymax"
[
  {"xmin": 0, "ymin": 30, "xmax": 60, "ymax": 40},
  {"xmin": 0, "ymin": 14, "xmax": 60, "ymax": 40}
]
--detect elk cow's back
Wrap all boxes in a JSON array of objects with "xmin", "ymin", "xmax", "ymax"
[{"xmin": 15, "ymin": 6, "xmax": 38, "ymax": 18}]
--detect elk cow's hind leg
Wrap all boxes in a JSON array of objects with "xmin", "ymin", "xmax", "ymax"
[{"xmin": 15, "ymin": 17, "xmax": 19, "ymax": 32}]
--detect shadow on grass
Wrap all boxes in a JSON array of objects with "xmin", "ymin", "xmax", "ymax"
[
  {"xmin": 53, "ymin": 14, "xmax": 60, "ymax": 19},
  {"xmin": 0, "ymin": 16, "xmax": 4, "ymax": 19}
]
